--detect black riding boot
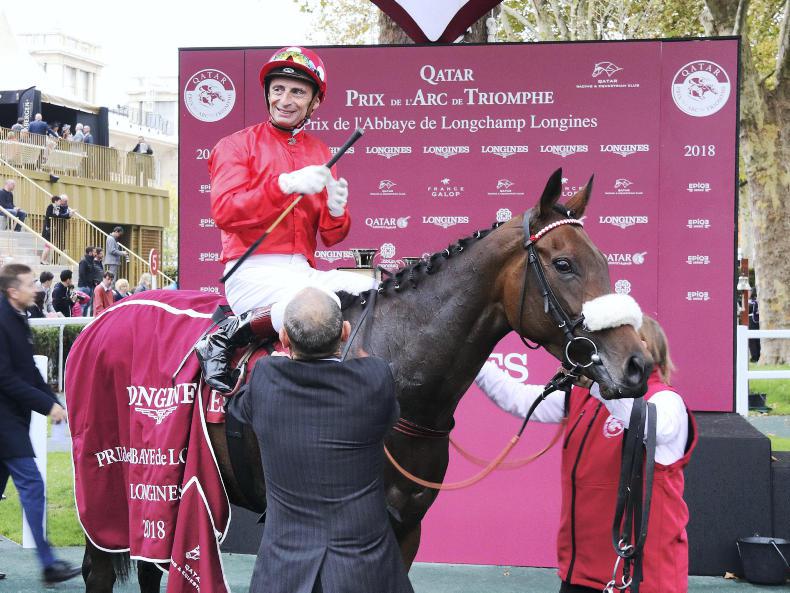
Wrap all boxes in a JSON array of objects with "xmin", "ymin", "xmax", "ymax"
[{"xmin": 195, "ymin": 307, "xmax": 276, "ymax": 393}]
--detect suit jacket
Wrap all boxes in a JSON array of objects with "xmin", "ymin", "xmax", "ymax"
[
  {"xmin": 28, "ymin": 120, "xmax": 48, "ymax": 135},
  {"xmin": 228, "ymin": 356, "xmax": 413, "ymax": 593},
  {"xmin": 83, "ymin": 133, "xmax": 94, "ymax": 144},
  {"xmin": 105, "ymin": 235, "xmax": 124, "ymax": 265},
  {"xmin": 78, "ymin": 255, "xmax": 96, "ymax": 287},
  {"xmin": 0, "ymin": 189, "xmax": 15, "ymax": 210},
  {"xmin": 0, "ymin": 297, "xmax": 58, "ymax": 459},
  {"xmin": 51, "ymin": 282, "xmax": 73, "ymax": 317},
  {"xmin": 132, "ymin": 143, "xmax": 153, "ymax": 155}
]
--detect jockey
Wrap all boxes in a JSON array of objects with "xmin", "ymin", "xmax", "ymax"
[{"xmin": 196, "ymin": 46, "xmax": 376, "ymax": 393}]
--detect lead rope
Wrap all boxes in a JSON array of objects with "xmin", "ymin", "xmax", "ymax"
[
  {"xmin": 606, "ymin": 399, "xmax": 657, "ymax": 593},
  {"xmin": 385, "ymin": 370, "xmax": 577, "ymax": 491}
]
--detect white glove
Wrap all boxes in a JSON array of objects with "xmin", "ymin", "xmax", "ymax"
[
  {"xmin": 278, "ymin": 165, "xmax": 331, "ymax": 195},
  {"xmin": 327, "ymin": 177, "xmax": 348, "ymax": 217}
]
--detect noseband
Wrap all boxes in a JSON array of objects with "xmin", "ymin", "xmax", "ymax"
[{"xmin": 518, "ymin": 206, "xmax": 600, "ymax": 369}]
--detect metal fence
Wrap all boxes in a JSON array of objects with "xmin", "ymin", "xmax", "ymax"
[
  {"xmin": 0, "ymin": 126, "xmax": 159, "ymax": 187},
  {"xmin": 735, "ymin": 326, "xmax": 790, "ymax": 416}
]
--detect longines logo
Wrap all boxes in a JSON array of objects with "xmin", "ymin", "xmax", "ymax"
[
  {"xmin": 604, "ymin": 178, "xmax": 644, "ymax": 196},
  {"xmin": 672, "ymin": 60, "xmax": 731, "ymax": 117},
  {"xmin": 329, "ymin": 146, "xmax": 355, "ymax": 156},
  {"xmin": 614, "ymin": 279, "xmax": 632, "ymax": 295},
  {"xmin": 687, "ymin": 291, "xmax": 710, "ymax": 301},
  {"xmin": 198, "ymin": 218, "xmax": 216, "ymax": 228},
  {"xmin": 428, "ymin": 178, "xmax": 464, "ymax": 198},
  {"xmin": 481, "ymin": 145, "xmax": 529, "ymax": 159},
  {"xmin": 539, "ymin": 144, "xmax": 588, "ymax": 158},
  {"xmin": 127, "ymin": 383, "xmax": 197, "ymax": 425},
  {"xmin": 423, "ymin": 146, "xmax": 470, "ymax": 159},
  {"xmin": 183, "ymin": 69, "xmax": 236, "ymax": 123},
  {"xmin": 687, "ymin": 255, "xmax": 711, "ymax": 265},
  {"xmin": 366, "ymin": 146, "xmax": 411, "ymax": 159},
  {"xmin": 687, "ymin": 182, "xmax": 711, "ymax": 193},
  {"xmin": 370, "ymin": 179, "xmax": 406, "ymax": 197},
  {"xmin": 488, "ymin": 179, "xmax": 525, "ymax": 197},
  {"xmin": 365, "ymin": 216, "xmax": 410, "ymax": 230},
  {"xmin": 607, "ymin": 252, "xmax": 647, "ymax": 266},
  {"xmin": 599, "ymin": 215, "xmax": 649, "ymax": 229},
  {"xmin": 315, "ymin": 250, "xmax": 354, "ymax": 264},
  {"xmin": 422, "ymin": 215, "xmax": 470, "ymax": 229},
  {"xmin": 199, "ymin": 252, "xmax": 220, "ymax": 262},
  {"xmin": 687, "ymin": 219, "xmax": 711, "ymax": 229},
  {"xmin": 600, "ymin": 144, "xmax": 650, "ymax": 157}
]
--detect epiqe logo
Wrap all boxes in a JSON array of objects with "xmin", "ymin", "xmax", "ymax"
[
  {"xmin": 184, "ymin": 69, "xmax": 236, "ymax": 123},
  {"xmin": 672, "ymin": 60, "xmax": 731, "ymax": 117}
]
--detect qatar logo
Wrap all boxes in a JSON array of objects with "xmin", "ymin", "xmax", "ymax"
[
  {"xmin": 365, "ymin": 216, "xmax": 410, "ymax": 230},
  {"xmin": 607, "ymin": 252, "xmax": 646, "ymax": 266},
  {"xmin": 496, "ymin": 208, "xmax": 513, "ymax": 223},
  {"xmin": 603, "ymin": 415, "xmax": 625, "ymax": 438},
  {"xmin": 184, "ymin": 69, "xmax": 236, "ymax": 123},
  {"xmin": 672, "ymin": 60, "xmax": 731, "ymax": 117},
  {"xmin": 614, "ymin": 279, "xmax": 632, "ymax": 295},
  {"xmin": 592, "ymin": 62, "xmax": 623, "ymax": 79},
  {"xmin": 380, "ymin": 243, "xmax": 396, "ymax": 260}
]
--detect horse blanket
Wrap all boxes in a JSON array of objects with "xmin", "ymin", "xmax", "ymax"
[{"xmin": 66, "ymin": 290, "xmax": 233, "ymax": 593}]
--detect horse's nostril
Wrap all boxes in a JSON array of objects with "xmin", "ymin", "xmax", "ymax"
[{"xmin": 624, "ymin": 354, "xmax": 645, "ymax": 387}]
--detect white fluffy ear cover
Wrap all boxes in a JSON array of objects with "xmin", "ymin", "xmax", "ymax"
[{"xmin": 582, "ymin": 293, "xmax": 643, "ymax": 331}]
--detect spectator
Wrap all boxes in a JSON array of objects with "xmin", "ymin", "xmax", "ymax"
[
  {"xmin": 77, "ymin": 247, "xmax": 96, "ymax": 316},
  {"xmin": 11, "ymin": 117, "xmax": 24, "ymax": 133},
  {"xmin": 40, "ymin": 195, "xmax": 73, "ymax": 265},
  {"xmin": 0, "ymin": 180, "xmax": 27, "ymax": 231},
  {"xmin": 134, "ymin": 272, "xmax": 152, "ymax": 293},
  {"xmin": 0, "ymin": 263, "xmax": 82, "ymax": 584},
  {"xmin": 104, "ymin": 227, "xmax": 126, "ymax": 280},
  {"xmin": 61, "ymin": 127, "xmax": 72, "ymax": 142},
  {"xmin": 51, "ymin": 269, "xmax": 75, "ymax": 318},
  {"xmin": 72, "ymin": 123, "xmax": 84, "ymax": 143},
  {"xmin": 27, "ymin": 113, "xmax": 47, "ymax": 136},
  {"xmin": 6, "ymin": 131, "xmax": 17, "ymax": 142},
  {"xmin": 113, "ymin": 278, "xmax": 131, "ymax": 301},
  {"xmin": 92, "ymin": 271, "xmax": 115, "ymax": 315},
  {"xmin": 749, "ymin": 288, "xmax": 760, "ymax": 363},
  {"xmin": 132, "ymin": 136, "xmax": 153, "ymax": 155},
  {"xmin": 26, "ymin": 289, "xmax": 46, "ymax": 319},
  {"xmin": 34, "ymin": 271, "xmax": 57, "ymax": 317},
  {"xmin": 92, "ymin": 248, "xmax": 105, "ymax": 290},
  {"xmin": 71, "ymin": 290, "xmax": 90, "ymax": 317},
  {"xmin": 50, "ymin": 123, "xmax": 61, "ymax": 138},
  {"xmin": 18, "ymin": 129, "xmax": 30, "ymax": 143},
  {"xmin": 83, "ymin": 125, "xmax": 94, "ymax": 145}
]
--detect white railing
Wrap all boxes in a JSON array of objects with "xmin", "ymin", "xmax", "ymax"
[
  {"xmin": 735, "ymin": 326, "xmax": 790, "ymax": 416},
  {"xmin": 29, "ymin": 317, "xmax": 91, "ymax": 392}
]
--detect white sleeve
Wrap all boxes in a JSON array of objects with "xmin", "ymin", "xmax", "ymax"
[
  {"xmin": 589, "ymin": 384, "xmax": 689, "ymax": 464},
  {"xmin": 474, "ymin": 361, "xmax": 566, "ymax": 423}
]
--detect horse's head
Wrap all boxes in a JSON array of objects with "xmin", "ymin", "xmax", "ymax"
[{"xmin": 499, "ymin": 168, "xmax": 652, "ymax": 399}]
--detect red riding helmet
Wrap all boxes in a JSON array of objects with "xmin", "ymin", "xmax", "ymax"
[{"xmin": 259, "ymin": 46, "xmax": 327, "ymax": 102}]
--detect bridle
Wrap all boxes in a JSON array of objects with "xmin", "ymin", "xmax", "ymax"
[{"xmin": 518, "ymin": 205, "xmax": 601, "ymax": 372}]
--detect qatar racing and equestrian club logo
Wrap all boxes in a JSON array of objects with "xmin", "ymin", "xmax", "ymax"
[
  {"xmin": 603, "ymin": 415, "xmax": 625, "ymax": 438},
  {"xmin": 184, "ymin": 69, "xmax": 236, "ymax": 122},
  {"xmin": 672, "ymin": 60, "xmax": 731, "ymax": 117}
]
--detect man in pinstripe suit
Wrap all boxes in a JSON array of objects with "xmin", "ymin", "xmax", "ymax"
[{"xmin": 228, "ymin": 287, "xmax": 414, "ymax": 593}]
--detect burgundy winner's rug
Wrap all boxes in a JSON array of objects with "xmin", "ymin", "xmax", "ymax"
[{"xmin": 66, "ymin": 290, "xmax": 232, "ymax": 592}]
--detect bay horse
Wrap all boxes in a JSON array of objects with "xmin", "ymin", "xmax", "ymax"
[{"xmin": 80, "ymin": 169, "xmax": 652, "ymax": 591}]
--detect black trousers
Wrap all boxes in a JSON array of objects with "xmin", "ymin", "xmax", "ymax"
[{"xmin": 559, "ymin": 582, "xmax": 601, "ymax": 593}]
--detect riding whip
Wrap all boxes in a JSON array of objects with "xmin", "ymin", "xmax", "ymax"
[{"xmin": 219, "ymin": 127, "xmax": 365, "ymax": 284}]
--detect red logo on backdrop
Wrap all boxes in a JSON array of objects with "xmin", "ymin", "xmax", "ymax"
[{"xmin": 184, "ymin": 69, "xmax": 236, "ymax": 122}]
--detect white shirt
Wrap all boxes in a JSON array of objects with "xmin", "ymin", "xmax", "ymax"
[{"xmin": 474, "ymin": 361, "xmax": 689, "ymax": 465}]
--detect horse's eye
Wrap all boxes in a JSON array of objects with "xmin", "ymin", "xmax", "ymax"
[{"xmin": 553, "ymin": 258, "xmax": 573, "ymax": 274}]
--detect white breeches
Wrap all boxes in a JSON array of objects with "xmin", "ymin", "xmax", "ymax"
[{"xmin": 223, "ymin": 254, "xmax": 378, "ymax": 330}]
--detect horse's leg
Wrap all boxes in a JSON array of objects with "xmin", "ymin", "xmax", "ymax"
[
  {"xmin": 137, "ymin": 560, "xmax": 163, "ymax": 593},
  {"xmin": 84, "ymin": 538, "xmax": 117, "ymax": 593},
  {"xmin": 398, "ymin": 523, "xmax": 422, "ymax": 571}
]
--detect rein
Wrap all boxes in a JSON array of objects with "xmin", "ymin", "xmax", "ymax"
[{"xmin": 606, "ymin": 398, "xmax": 657, "ymax": 593}]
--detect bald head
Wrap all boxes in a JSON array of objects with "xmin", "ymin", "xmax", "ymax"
[{"xmin": 282, "ymin": 287, "xmax": 345, "ymax": 360}]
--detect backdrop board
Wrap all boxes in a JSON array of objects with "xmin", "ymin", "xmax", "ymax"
[{"xmin": 179, "ymin": 39, "xmax": 738, "ymax": 566}]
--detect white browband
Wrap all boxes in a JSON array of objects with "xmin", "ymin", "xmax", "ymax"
[{"xmin": 582, "ymin": 293, "xmax": 643, "ymax": 331}]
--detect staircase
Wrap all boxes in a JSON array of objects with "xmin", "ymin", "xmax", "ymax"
[{"xmin": 0, "ymin": 228, "xmax": 77, "ymax": 278}]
